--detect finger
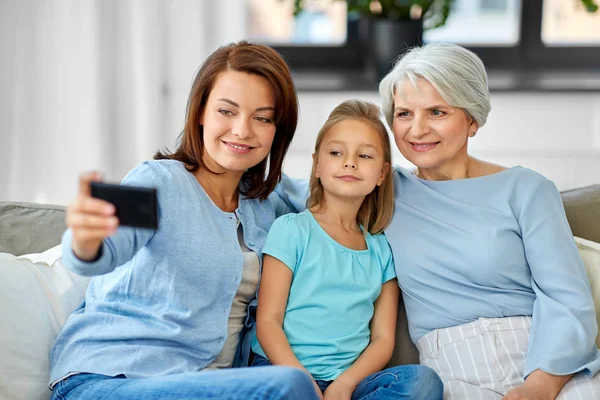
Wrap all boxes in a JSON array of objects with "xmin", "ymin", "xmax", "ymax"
[
  {"xmin": 67, "ymin": 213, "xmax": 119, "ymax": 230},
  {"xmin": 78, "ymin": 171, "xmax": 104, "ymax": 197},
  {"xmin": 76, "ymin": 195, "xmax": 116, "ymax": 216}
]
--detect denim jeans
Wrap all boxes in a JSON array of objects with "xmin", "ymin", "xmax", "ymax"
[
  {"xmin": 252, "ymin": 354, "xmax": 443, "ymax": 400},
  {"xmin": 50, "ymin": 366, "xmax": 319, "ymax": 400}
]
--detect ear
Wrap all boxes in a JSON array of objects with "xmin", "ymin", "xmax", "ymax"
[
  {"xmin": 468, "ymin": 118, "xmax": 480, "ymax": 135},
  {"xmin": 377, "ymin": 162, "xmax": 391, "ymax": 186}
]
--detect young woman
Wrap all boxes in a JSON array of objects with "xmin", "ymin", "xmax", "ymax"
[
  {"xmin": 252, "ymin": 100, "xmax": 443, "ymax": 400},
  {"xmin": 49, "ymin": 41, "xmax": 318, "ymax": 400}
]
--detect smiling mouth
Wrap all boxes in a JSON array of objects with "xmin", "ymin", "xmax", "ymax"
[
  {"xmin": 223, "ymin": 141, "xmax": 255, "ymax": 151},
  {"xmin": 410, "ymin": 142, "xmax": 439, "ymax": 152}
]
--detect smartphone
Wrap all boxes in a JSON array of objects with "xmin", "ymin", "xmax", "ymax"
[{"xmin": 90, "ymin": 182, "xmax": 158, "ymax": 229}]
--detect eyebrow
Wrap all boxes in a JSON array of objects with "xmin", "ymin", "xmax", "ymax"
[
  {"xmin": 394, "ymin": 104, "xmax": 449, "ymax": 111},
  {"xmin": 327, "ymin": 140, "xmax": 377, "ymax": 150},
  {"xmin": 217, "ymin": 98, "xmax": 275, "ymax": 112}
]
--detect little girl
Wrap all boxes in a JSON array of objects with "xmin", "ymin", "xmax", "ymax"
[{"xmin": 252, "ymin": 100, "xmax": 443, "ymax": 400}]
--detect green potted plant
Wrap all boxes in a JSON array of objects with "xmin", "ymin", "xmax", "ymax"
[{"xmin": 292, "ymin": 0, "xmax": 453, "ymax": 79}]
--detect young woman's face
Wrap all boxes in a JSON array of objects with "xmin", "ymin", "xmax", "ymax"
[
  {"xmin": 392, "ymin": 79, "xmax": 478, "ymax": 171},
  {"xmin": 315, "ymin": 119, "xmax": 389, "ymax": 200},
  {"xmin": 200, "ymin": 70, "xmax": 276, "ymax": 174}
]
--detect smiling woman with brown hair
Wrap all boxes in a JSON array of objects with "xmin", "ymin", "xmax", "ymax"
[{"xmin": 47, "ymin": 41, "xmax": 319, "ymax": 400}]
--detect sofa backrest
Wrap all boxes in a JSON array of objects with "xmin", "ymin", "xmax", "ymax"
[
  {"xmin": 0, "ymin": 202, "xmax": 66, "ymax": 256},
  {"xmin": 3, "ymin": 185, "xmax": 599, "ymax": 256},
  {"xmin": 561, "ymin": 184, "xmax": 600, "ymax": 244}
]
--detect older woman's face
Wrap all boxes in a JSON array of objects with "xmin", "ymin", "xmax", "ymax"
[{"xmin": 392, "ymin": 79, "xmax": 478, "ymax": 170}]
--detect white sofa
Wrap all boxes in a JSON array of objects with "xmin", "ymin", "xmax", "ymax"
[{"xmin": 1, "ymin": 193, "xmax": 600, "ymax": 400}]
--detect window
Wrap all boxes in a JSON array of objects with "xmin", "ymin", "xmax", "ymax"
[
  {"xmin": 248, "ymin": 0, "xmax": 347, "ymax": 45},
  {"xmin": 542, "ymin": 0, "xmax": 600, "ymax": 45},
  {"xmin": 424, "ymin": 0, "xmax": 521, "ymax": 46},
  {"xmin": 247, "ymin": 0, "xmax": 600, "ymax": 72}
]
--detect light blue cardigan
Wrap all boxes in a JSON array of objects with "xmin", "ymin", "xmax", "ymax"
[{"xmin": 50, "ymin": 160, "xmax": 290, "ymax": 385}]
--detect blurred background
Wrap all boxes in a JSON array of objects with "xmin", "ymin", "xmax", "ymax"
[{"xmin": 1, "ymin": 0, "xmax": 599, "ymax": 205}]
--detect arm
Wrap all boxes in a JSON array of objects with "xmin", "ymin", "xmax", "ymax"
[
  {"xmin": 256, "ymin": 254, "xmax": 323, "ymax": 398},
  {"xmin": 256, "ymin": 254, "xmax": 305, "ymax": 370},
  {"xmin": 270, "ymin": 174, "xmax": 310, "ymax": 217},
  {"xmin": 326, "ymin": 279, "xmax": 399, "ymax": 396},
  {"xmin": 506, "ymin": 178, "xmax": 599, "ymax": 398}
]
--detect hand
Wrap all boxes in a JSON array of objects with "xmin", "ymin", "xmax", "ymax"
[
  {"xmin": 503, "ymin": 382, "xmax": 552, "ymax": 400},
  {"xmin": 323, "ymin": 378, "xmax": 354, "ymax": 400},
  {"xmin": 66, "ymin": 172, "xmax": 118, "ymax": 261}
]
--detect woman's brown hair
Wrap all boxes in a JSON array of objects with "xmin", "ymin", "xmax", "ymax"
[
  {"xmin": 155, "ymin": 41, "xmax": 298, "ymax": 200},
  {"xmin": 307, "ymin": 100, "xmax": 394, "ymax": 235}
]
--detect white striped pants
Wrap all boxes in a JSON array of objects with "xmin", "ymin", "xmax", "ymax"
[{"xmin": 416, "ymin": 316, "xmax": 600, "ymax": 399}]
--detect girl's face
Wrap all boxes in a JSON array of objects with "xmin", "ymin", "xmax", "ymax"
[
  {"xmin": 392, "ymin": 79, "xmax": 478, "ymax": 172},
  {"xmin": 200, "ymin": 70, "xmax": 276, "ymax": 174},
  {"xmin": 314, "ymin": 119, "xmax": 389, "ymax": 201}
]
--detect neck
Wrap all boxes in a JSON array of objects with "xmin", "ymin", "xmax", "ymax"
[
  {"xmin": 310, "ymin": 192, "xmax": 364, "ymax": 231},
  {"xmin": 194, "ymin": 165, "xmax": 243, "ymax": 213},
  {"xmin": 417, "ymin": 154, "xmax": 474, "ymax": 181}
]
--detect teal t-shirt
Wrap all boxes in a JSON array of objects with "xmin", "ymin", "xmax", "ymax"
[{"xmin": 251, "ymin": 210, "xmax": 396, "ymax": 381}]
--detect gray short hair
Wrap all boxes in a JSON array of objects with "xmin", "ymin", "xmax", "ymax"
[{"xmin": 379, "ymin": 43, "xmax": 491, "ymax": 129}]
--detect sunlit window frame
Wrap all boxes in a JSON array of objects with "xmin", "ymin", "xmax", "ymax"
[{"xmin": 272, "ymin": 0, "xmax": 600, "ymax": 71}]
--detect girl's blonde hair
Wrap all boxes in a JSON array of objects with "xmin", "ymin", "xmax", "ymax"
[{"xmin": 307, "ymin": 100, "xmax": 394, "ymax": 235}]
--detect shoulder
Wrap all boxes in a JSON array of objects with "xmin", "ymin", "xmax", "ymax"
[
  {"xmin": 269, "ymin": 211, "xmax": 312, "ymax": 236},
  {"xmin": 507, "ymin": 166, "xmax": 556, "ymax": 195},
  {"xmin": 122, "ymin": 159, "xmax": 187, "ymax": 188},
  {"xmin": 273, "ymin": 211, "xmax": 310, "ymax": 229},
  {"xmin": 367, "ymin": 232, "xmax": 393, "ymax": 258}
]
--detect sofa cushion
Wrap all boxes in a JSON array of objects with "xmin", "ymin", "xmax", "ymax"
[
  {"xmin": 0, "ymin": 202, "xmax": 66, "ymax": 256},
  {"xmin": 562, "ymin": 184, "xmax": 600, "ymax": 244},
  {"xmin": 574, "ymin": 236, "xmax": 600, "ymax": 348},
  {"xmin": 0, "ymin": 246, "xmax": 89, "ymax": 400}
]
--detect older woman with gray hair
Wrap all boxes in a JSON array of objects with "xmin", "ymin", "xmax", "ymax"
[{"xmin": 378, "ymin": 43, "xmax": 600, "ymax": 399}]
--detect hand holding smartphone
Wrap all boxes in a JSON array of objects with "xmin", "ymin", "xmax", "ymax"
[{"xmin": 90, "ymin": 182, "xmax": 158, "ymax": 229}]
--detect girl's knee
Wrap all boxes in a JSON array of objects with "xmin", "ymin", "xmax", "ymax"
[{"xmin": 267, "ymin": 366, "xmax": 317, "ymax": 399}]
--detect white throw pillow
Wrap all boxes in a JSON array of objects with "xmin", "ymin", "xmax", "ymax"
[
  {"xmin": 574, "ymin": 236, "xmax": 600, "ymax": 348},
  {"xmin": 0, "ymin": 246, "xmax": 89, "ymax": 400}
]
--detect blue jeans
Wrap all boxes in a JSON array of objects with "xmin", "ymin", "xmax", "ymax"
[
  {"xmin": 252, "ymin": 354, "xmax": 443, "ymax": 400},
  {"xmin": 50, "ymin": 366, "xmax": 319, "ymax": 400}
]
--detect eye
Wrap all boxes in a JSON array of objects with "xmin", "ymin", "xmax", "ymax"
[
  {"xmin": 254, "ymin": 116, "xmax": 273, "ymax": 124},
  {"xmin": 219, "ymin": 109, "xmax": 234, "ymax": 116},
  {"xmin": 431, "ymin": 109, "xmax": 446, "ymax": 116},
  {"xmin": 359, "ymin": 154, "xmax": 373, "ymax": 159},
  {"xmin": 329, "ymin": 150, "xmax": 342, "ymax": 156},
  {"xmin": 395, "ymin": 111, "xmax": 410, "ymax": 118}
]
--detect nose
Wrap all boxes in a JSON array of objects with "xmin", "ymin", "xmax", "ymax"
[
  {"xmin": 232, "ymin": 117, "xmax": 252, "ymax": 139},
  {"xmin": 343, "ymin": 157, "xmax": 357, "ymax": 170},
  {"xmin": 411, "ymin": 114, "xmax": 430, "ymax": 138}
]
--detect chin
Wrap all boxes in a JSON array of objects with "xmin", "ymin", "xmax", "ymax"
[{"xmin": 216, "ymin": 156, "xmax": 265, "ymax": 172}]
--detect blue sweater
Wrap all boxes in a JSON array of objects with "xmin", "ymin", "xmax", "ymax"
[
  {"xmin": 49, "ymin": 160, "xmax": 289, "ymax": 385},
  {"xmin": 275, "ymin": 167, "xmax": 600, "ymax": 378},
  {"xmin": 390, "ymin": 166, "xmax": 600, "ymax": 377}
]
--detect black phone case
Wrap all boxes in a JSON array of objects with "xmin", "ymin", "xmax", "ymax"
[{"xmin": 90, "ymin": 182, "xmax": 158, "ymax": 229}]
